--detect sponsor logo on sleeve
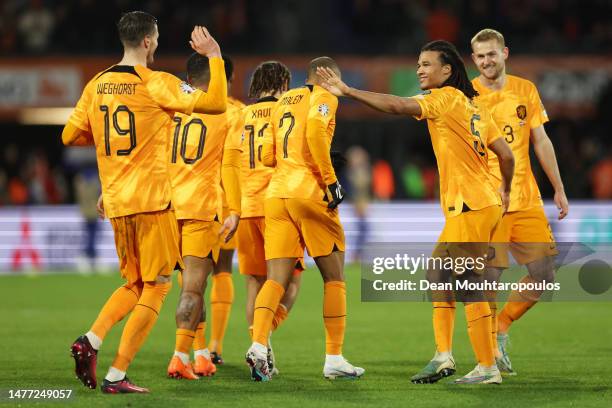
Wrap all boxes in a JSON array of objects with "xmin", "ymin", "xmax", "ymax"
[{"xmin": 180, "ymin": 81, "xmax": 196, "ymax": 94}]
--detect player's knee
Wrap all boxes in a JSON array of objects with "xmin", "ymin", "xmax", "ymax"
[
  {"xmin": 155, "ymin": 274, "xmax": 172, "ymax": 284},
  {"xmin": 124, "ymin": 280, "xmax": 145, "ymax": 298},
  {"xmin": 484, "ymin": 266, "xmax": 504, "ymax": 283}
]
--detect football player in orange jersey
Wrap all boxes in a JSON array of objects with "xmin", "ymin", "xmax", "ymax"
[
  {"xmin": 471, "ymin": 28, "xmax": 568, "ymax": 375},
  {"xmin": 237, "ymin": 61, "xmax": 303, "ymax": 375},
  {"xmin": 63, "ymin": 11, "xmax": 226, "ymax": 393},
  {"xmin": 245, "ymin": 57, "xmax": 364, "ymax": 381},
  {"xmin": 208, "ymin": 55, "xmax": 244, "ymax": 365},
  {"xmin": 166, "ymin": 53, "xmax": 241, "ymax": 380},
  {"xmin": 318, "ymin": 41, "xmax": 515, "ymax": 384}
]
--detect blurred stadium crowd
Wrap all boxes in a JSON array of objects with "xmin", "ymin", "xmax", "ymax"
[
  {"xmin": 2, "ymin": 0, "xmax": 611, "ymax": 55},
  {"xmin": 1, "ymin": 0, "xmax": 611, "ymax": 205}
]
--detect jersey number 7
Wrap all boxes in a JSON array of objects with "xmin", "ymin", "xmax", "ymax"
[{"xmin": 279, "ymin": 112, "xmax": 295, "ymax": 159}]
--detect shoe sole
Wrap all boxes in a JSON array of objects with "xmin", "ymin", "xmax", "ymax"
[
  {"xmin": 167, "ymin": 371, "xmax": 199, "ymax": 380},
  {"xmin": 411, "ymin": 368, "xmax": 456, "ymax": 384},
  {"xmin": 454, "ymin": 375, "xmax": 502, "ymax": 385},
  {"xmin": 324, "ymin": 373, "xmax": 363, "ymax": 380},
  {"xmin": 70, "ymin": 343, "xmax": 96, "ymax": 389},
  {"xmin": 101, "ymin": 386, "xmax": 150, "ymax": 394},
  {"xmin": 246, "ymin": 356, "xmax": 269, "ymax": 382},
  {"xmin": 194, "ymin": 371, "xmax": 216, "ymax": 377}
]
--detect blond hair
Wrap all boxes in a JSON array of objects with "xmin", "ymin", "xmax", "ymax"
[{"xmin": 471, "ymin": 28, "xmax": 505, "ymax": 48}]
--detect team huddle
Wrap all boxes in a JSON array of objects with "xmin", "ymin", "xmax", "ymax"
[{"xmin": 62, "ymin": 10, "xmax": 568, "ymax": 393}]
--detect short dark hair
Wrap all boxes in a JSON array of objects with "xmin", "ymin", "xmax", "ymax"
[
  {"xmin": 117, "ymin": 11, "xmax": 157, "ymax": 48},
  {"xmin": 308, "ymin": 56, "xmax": 340, "ymax": 80},
  {"xmin": 248, "ymin": 61, "xmax": 291, "ymax": 99},
  {"xmin": 186, "ymin": 53, "xmax": 210, "ymax": 87},
  {"xmin": 223, "ymin": 54, "xmax": 234, "ymax": 83},
  {"xmin": 420, "ymin": 40, "xmax": 478, "ymax": 99}
]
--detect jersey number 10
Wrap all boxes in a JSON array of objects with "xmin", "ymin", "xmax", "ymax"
[{"xmin": 171, "ymin": 117, "xmax": 207, "ymax": 165}]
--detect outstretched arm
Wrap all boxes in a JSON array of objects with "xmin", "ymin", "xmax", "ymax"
[
  {"xmin": 531, "ymin": 125, "xmax": 568, "ymax": 219},
  {"xmin": 317, "ymin": 67, "xmax": 422, "ymax": 116}
]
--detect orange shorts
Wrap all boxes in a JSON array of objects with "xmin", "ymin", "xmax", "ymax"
[
  {"xmin": 488, "ymin": 206, "xmax": 558, "ymax": 268},
  {"xmin": 178, "ymin": 219, "xmax": 222, "ymax": 263},
  {"xmin": 264, "ymin": 198, "xmax": 345, "ymax": 260},
  {"xmin": 219, "ymin": 206, "xmax": 237, "ymax": 251},
  {"xmin": 432, "ymin": 205, "xmax": 502, "ymax": 275},
  {"xmin": 110, "ymin": 209, "xmax": 183, "ymax": 284},
  {"xmin": 237, "ymin": 216, "xmax": 304, "ymax": 276}
]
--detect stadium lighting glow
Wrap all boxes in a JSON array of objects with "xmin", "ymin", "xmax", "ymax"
[{"xmin": 18, "ymin": 107, "xmax": 74, "ymax": 125}]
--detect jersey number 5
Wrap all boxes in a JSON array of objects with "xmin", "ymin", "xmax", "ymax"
[
  {"xmin": 100, "ymin": 105, "xmax": 136, "ymax": 156},
  {"xmin": 171, "ymin": 117, "xmax": 207, "ymax": 164},
  {"xmin": 470, "ymin": 114, "xmax": 486, "ymax": 157}
]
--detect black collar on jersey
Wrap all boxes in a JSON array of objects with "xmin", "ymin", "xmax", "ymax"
[
  {"xmin": 96, "ymin": 65, "xmax": 142, "ymax": 80},
  {"xmin": 256, "ymin": 96, "xmax": 278, "ymax": 103},
  {"xmin": 305, "ymin": 84, "xmax": 314, "ymax": 91}
]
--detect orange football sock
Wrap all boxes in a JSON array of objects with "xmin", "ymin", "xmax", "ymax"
[
  {"xmin": 90, "ymin": 282, "xmax": 143, "ymax": 340},
  {"xmin": 432, "ymin": 301, "xmax": 456, "ymax": 353},
  {"xmin": 323, "ymin": 281, "xmax": 346, "ymax": 355},
  {"xmin": 208, "ymin": 272, "xmax": 234, "ymax": 354},
  {"xmin": 498, "ymin": 276, "xmax": 539, "ymax": 333},
  {"xmin": 465, "ymin": 302, "xmax": 494, "ymax": 367},
  {"xmin": 252, "ymin": 280, "xmax": 285, "ymax": 346},
  {"xmin": 175, "ymin": 328, "xmax": 195, "ymax": 354},
  {"xmin": 111, "ymin": 281, "xmax": 171, "ymax": 372},
  {"xmin": 248, "ymin": 326, "xmax": 253, "ymax": 340},
  {"xmin": 272, "ymin": 304, "xmax": 288, "ymax": 331},
  {"xmin": 193, "ymin": 322, "xmax": 207, "ymax": 351}
]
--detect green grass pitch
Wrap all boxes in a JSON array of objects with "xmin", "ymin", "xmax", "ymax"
[{"xmin": 1, "ymin": 265, "xmax": 611, "ymax": 407}]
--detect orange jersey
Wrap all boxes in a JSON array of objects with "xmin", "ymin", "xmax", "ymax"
[
  {"xmin": 239, "ymin": 96, "xmax": 277, "ymax": 217},
  {"xmin": 473, "ymin": 75, "xmax": 548, "ymax": 212},
  {"xmin": 218, "ymin": 96, "xmax": 246, "ymax": 212},
  {"xmin": 264, "ymin": 85, "xmax": 338, "ymax": 201},
  {"xmin": 68, "ymin": 64, "xmax": 217, "ymax": 218},
  {"xmin": 169, "ymin": 110, "xmax": 230, "ymax": 221},
  {"xmin": 413, "ymin": 86, "xmax": 502, "ymax": 218}
]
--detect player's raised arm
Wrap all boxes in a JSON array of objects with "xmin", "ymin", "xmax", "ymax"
[
  {"xmin": 221, "ymin": 122, "xmax": 243, "ymax": 218},
  {"xmin": 190, "ymin": 26, "xmax": 227, "ymax": 114},
  {"xmin": 317, "ymin": 67, "xmax": 422, "ymax": 116},
  {"xmin": 530, "ymin": 125, "xmax": 568, "ymax": 220}
]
